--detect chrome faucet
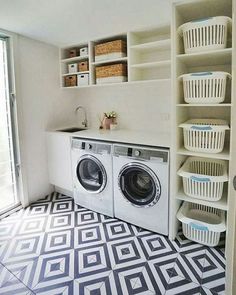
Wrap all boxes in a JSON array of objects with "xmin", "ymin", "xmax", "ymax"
[{"xmin": 75, "ymin": 106, "xmax": 88, "ymax": 128}]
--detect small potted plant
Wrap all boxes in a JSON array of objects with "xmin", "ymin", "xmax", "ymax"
[{"xmin": 102, "ymin": 111, "xmax": 117, "ymax": 130}]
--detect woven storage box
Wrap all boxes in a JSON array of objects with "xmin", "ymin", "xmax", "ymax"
[
  {"xmin": 179, "ymin": 119, "xmax": 229, "ymax": 153},
  {"xmin": 96, "ymin": 63, "xmax": 127, "ymax": 84},
  {"xmin": 64, "ymin": 75, "xmax": 77, "ymax": 87},
  {"xmin": 68, "ymin": 48, "xmax": 79, "ymax": 58},
  {"xmin": 178, "ymin": 157, "xmax": 228, "ymax": 201},
  {"xmin": 179, "ymin": 71, "xmax": 231, "ymax": 104},
  {"xmin": 78, "ymin": 61, "xmax": 89, "ymax": 72},
  {"xmin": 178, "ymin": 16, "xmax": 232, "ymax": 53},
  {"xmin": 177, "ymin": 202, "xmax": 226, "ymax": 247},
  {"xmin": 95, "ymin": 40, "xmax": 127, "ymax": 62}
]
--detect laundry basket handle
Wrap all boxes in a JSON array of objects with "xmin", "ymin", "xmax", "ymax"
[
  {"xmin": 190, "ymin": 222, "xmax": 209, "ymax": 231},
  {"xmin": 190, "ymin": 176, "xmax": 210, "ymax": 182},
  {"xmin": 191, "ymin": 125, "xmax": 212, "ymax": 131}
]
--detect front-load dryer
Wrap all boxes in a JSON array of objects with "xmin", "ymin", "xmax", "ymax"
[
  {"xmin": 71, "ymin": 138, "xmax": 113, "ymax": 217},
  {"xmin": 113, "ymin": 144, "xmax": 169, "ymax": 235}
]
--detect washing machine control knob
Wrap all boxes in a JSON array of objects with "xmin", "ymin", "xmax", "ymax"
[
  {"xmin": 88, "ymin": 144, "xmax": 92, "ymax": 150},
  {"xmin": 134, "ymin": 150, "xmax": 141, "ymax": 157}
]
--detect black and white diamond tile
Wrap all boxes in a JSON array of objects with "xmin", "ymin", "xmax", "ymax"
[
  {"xmin": 74, "ymin": 223, "xmax": 106, "ymax": 248},
  {"xmin": 103, "ymin": 220, "xmax": 135, "ymax": 242},
  {"xmin": 107, "ymin": 237, "xmax": 146, "ymax": 270},
  {"xmin": 74, "ymin": 243, "xmax": 111, "ymax": 278},
  {"xmin": 41, "ymin": 228, "xmax": 74, "ymax": 254},
  {"xmin": 0, "ymin": 193, "xmax": 226, "ymax": 294},
  {"xmin": 46, "ymin": 212, "xmax": 74, "ymax": 232},
  {"xmin": 50, "ymin": 200, "xmax": 74, "ymax": 214},
  {"xmin": 75, "ymin": 210, "xmax": 101, "ymax": 227}
]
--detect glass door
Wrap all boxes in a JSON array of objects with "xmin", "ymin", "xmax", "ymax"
[
  {"xmin": 118, "ymin": 163, "xmax": 161, "ymax": 207},
  {"xmin": 76, "ymin": 155, "xmax": 107, "ymax": 193},
  {"xmin": 0, "ymin": 37, "xmax": 20, "ymax": 214}
]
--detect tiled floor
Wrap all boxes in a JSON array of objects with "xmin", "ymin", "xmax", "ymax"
[{"xmin": 0, "ymin": 192, "xmax": 225, "ymax": 295}]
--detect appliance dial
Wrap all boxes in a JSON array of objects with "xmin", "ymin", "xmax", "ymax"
[{"xmin": 134, "ymin": 150, "xmax": 141, "ymax": 156}]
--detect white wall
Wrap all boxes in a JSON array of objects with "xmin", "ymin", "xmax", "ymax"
[
  {"xmin": 16, "ymin": 36, "xmax": 77, "ymax": 203},
  {"xmin": 75, "ymin": 82, "xmax": 171, "ymax": 132}
]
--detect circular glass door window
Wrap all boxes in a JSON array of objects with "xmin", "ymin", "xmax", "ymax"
[
  {"xmin": 76, "ymin": 155, "xmax": 107, "ymax": 193},
  {"xmin": 118, "ymin": 163, "xmax": 161, "ymax": 207}
]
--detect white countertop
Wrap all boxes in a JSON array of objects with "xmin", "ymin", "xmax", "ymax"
[{"xmin": 48, "ymin": 128, "xmax": 171, "ymax": 148}]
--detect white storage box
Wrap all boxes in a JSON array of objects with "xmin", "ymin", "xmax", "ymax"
[
  {"xmin": 179, "ymin": 119, "xmax": 229, "ymax": 153},
  {"xmin": 77, "ymin": 73, "xmax": 89, "ymax": 86},
  {"xmin": 177, "ymin": 202, "xmax": 226, "ymax": 247},
  {"xmin": 178, "ymin": 16, "xmax": 232, "ymax": 54},
  {"xmin": 178, "ymin": 157, "xmax": 228, "ymax": 201},
  {"xmin": 80, "ymin": 47, "xmax": 88, "ymax": 56},
  {"xmin": 68, "ymin": 63, "xmax": 78, "ymax": 74},
  {"xmin": 179, "ymin": 71, "xmax": 231, "ymax": 104}
]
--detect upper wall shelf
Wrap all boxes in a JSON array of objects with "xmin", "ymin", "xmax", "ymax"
[
  {"xmin": 61, "ymin": 55, "xmax": 89, "ymax": 63},
  {"xmin": 130, "ymin": 39, "xmax": 171, "ymax": 51},
  {"xmin": 59, "ymin": 25, "xmax": 171, "ymax": 88}
]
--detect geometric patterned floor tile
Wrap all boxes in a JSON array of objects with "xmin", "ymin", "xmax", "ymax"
[
  {"xmin": 0, "ymin": 263, "xmax": 33, "ymax": 294},
  {"xmin": 41, "ymin": 229, "xmax": 74, "ymax": 254},
  {"xmin": 107, "ymin": 237, "xmax": 146, "ymax": 270},
  {"xmin": 165, "ymin": 273, "xmax": 200, "ymax": 295},
  {"xmin": 74, "ymin": 223, "xmax": 106, "ymax": 248},
  {"xmin": 74, "ymin": 270, "xmax": 112, "ymax": 294},
  {"xmin": 50, "ymin": 200, "xmax": 74, "ymax": 214},
  {"xmin": 0, "ymin": 193, "xmax": 226, "ymax": 295},
  {"xmin": 75, "ymin": 210, "xmax": 101, "ymax": 227},
  {"xmin": 171, "ymin": 250, "xmax": 206, "ymax": 285},
  {"xmin": 31, "ymin": 249, "xmax": 74, "ymax": 291},
  {"xmin": 74, "ymin": 243, "xmax": 111, "ymax": 278},
  {"xmin": 137, "ymin": 233, "xmax": 178, "ymax": 261},
  {"xmin": 103, "ymin": 220, "xmax": 135, "ymax": 242},
  {"xmin": 34, "ymin": 280, "xmax": 74, "ymax": 295},
  {"xmin": 2, "ymin": 232, "xmax": 44, "ymax": 264},
  {"xmin": 46, "ymin": 212, "xmax": 74, "ymax": 232}
]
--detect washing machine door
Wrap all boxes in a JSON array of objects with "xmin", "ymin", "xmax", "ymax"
[
  {"xmin": 118, "ymin": 163, "xmax": 161, "ymax": 207},
  {"xmin": 76, "ymin": 155, "xmax": 107, "ymax": 193}
]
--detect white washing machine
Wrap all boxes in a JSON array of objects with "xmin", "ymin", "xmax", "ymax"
[
  {"xmin": 71, "ymin": 138, "xmax": 113, "ymax": 217},
  {"xmin": 113, "ymin": 144, "xmax": 169, "ymax": 235}
]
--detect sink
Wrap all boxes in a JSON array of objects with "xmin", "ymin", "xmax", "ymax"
[{"xmin": 57, "ymin": 127, "xmax": 86, "ymax": 133}]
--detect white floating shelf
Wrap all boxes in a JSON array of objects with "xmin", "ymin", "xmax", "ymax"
[
  {"xmin": 176, "ymin": 103, "xmax": 232, "ymax": 107},
  {"xmin": 176, "ymin": 189, "xmax": 228, "ymax": 211},
  {"xmin": 177, "ymin": 48, "xmax": 232, "ymax": 67},
  {"xmin": 177, "ymin": 146, "xmax": 230, "ymax": 160},
  {"xmin": 130, "ymin": 39, "xmax": 171, "ymax": 51},
  {"xmin": 62, "ymin": 71, "xmax": 89, "ymax": 77},
  {"xmin": 61, "ymin": 55, "xmax": 89, "ymax": 63},
  {"xmin": 92, "ymin": 57, "xmax": 128, "ymax": 66},
  {"xmin": 131, "ymin": 60, "xmax": 171, "ymax": 69}
]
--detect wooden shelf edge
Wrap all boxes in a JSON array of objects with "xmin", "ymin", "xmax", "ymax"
[
  {"xmin": 177, "ymin": 147, "xmax": 230, "ymax": 160},
  {"xmin": 176, "ymin": 189, "xmax": 228, "ymax": 211}
]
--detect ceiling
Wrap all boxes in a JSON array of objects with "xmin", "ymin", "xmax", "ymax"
[{"xmin": 0, "ymin": 0, "xmax": 174, "ymax": 47}]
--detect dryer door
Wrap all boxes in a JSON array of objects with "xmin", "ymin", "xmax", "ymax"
[
  {"xmin": 76, "ymin": 155, "xmax": 107, "ymax": 193},
  {"xmin": 118, "ymin": 163, "xmax": 161, "ymax": 207}
]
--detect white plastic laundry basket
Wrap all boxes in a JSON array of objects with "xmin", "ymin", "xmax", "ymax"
[
  {"xmin": 179, "ymin": 119, "xmax": 229, "ymax": 153},
  {"xmin": 178, "ymin": 157, "xmax": 228, "ymax": 201},
  {"xmin": 177, "ymin": 202, "xmax": 226, "ymax": 247},
  {"xmin": 179, "ymin": 71, "xmax": 231, "ymax": 104},
  {"xmin": 178, "ymin": 16, "xmax": 232, "ymax": 53}
]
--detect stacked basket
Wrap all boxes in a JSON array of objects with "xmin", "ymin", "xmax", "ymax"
[{"xmin": 176, "ymin": 16, "xmax": 231, "ymax": 247}]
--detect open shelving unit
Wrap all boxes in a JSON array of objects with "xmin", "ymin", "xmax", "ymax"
[
  {"xmin": 128, "ymin": 26, "xmax": 171, "ymax": 82},
  {"xmin": 171, "ymin": 0, "xmax": 235, "ymax": 293},
  {"xmin": 59, "ymin": 26, "xmax": 171, "ymax": 88}
]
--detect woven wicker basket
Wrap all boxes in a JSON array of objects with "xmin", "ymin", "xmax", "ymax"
[
  {"xmin": 95, "ymin": 40, "xmax": 126, "ymax": 57},
  {"xmin": 96, "ymin": 63, "xmax": 127, "ymax": 79}
]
